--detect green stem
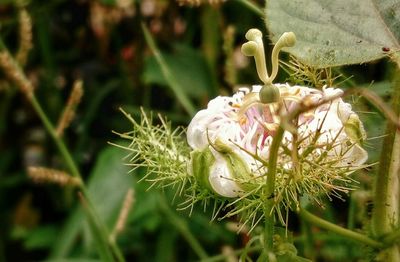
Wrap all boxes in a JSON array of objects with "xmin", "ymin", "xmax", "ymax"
[
  {"xmin": 299, "ymin": 208, "xmax": 383, "ymax": 249},
  {"xmin": 78, "ymin": 193, "xmax": 115, "ymax": 262},
  {"xmin": 383, "ymin": 228, "xmax": 400, "ymax": 246},
  {"xmin": 347, "ymin": 193, "xmax": 357, "ymax": 230},
  {"xmin": 34, "ymin": 90, "xmax": 125, "ymax": 261},
  {"xmin": 142, "ymin": 23, "xmax": 196, "ymax": 116},
  {"xmin": 158, "ymin": 195, "xmax": 208, "ymax": 259},
  {"xmin": 33, "ymin": 92, "xmax": 125, "ymax": 261},
  {"xmin": 0, "ymin": 41, "xmax": 124, "ymax": 261},
  {"xmin": 30, "ymin": 96, "xmax": 81, "ymax": 179},
  {"xmin": 263, "ymin": 127, "xmax": 284, "ymax": 258},
  {"xmin": 371, "ymin": 55, "xmax": 400, "ymax": 260},
  {"xmin": 232, "ymin": 0, "xmax": 263, "ymax": 16},
  {"xmin": 200, "ymin": 246, "xmax": 262, "ymax": 262}
]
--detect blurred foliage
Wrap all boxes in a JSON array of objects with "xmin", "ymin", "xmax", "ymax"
[{"xmin": 0, "ymin": 0, "xmax": 393, "ymax": 261}]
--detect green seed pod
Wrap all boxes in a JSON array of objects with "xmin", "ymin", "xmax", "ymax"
[
  {"xmin": 344, "ymin": 114, "xmax": 366, "ymax": 145},
  {"xmin": 259, "ymin": 84, "xmax": 280, "ymax": 104}
]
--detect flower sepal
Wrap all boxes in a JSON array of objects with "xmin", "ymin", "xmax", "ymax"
[
  {"xmin": 189, "ymin": 139, "xmax": 257, "ymax": 198},
  {"xmin": 344, "ymin": 114, "xmax": 367, "ymax": 145},
  {"xmin": 189, "ymin": 148, "xmax": 215, "ymax": 192}
]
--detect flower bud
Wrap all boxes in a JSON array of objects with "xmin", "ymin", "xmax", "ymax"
[
  {"xmin": 189, "ymin": 149, "xmax": 215, "ymax": 192},
  {"xmin": 344, "ymin": 114, "xmax": 366, "ymax": 145},
  {"xmin": 189, "ymin": 139, "xmax": 255, "ymax": 198}
]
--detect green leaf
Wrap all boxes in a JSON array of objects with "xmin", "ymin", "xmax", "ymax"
[
  {"xmin": 142, "ymin": 23, "xmax": 196, "ymax": 116},
  {"xmin": 85, "ymin": 146, "xmax": 133, "ymax": 227},
  {"xmin": 24, "ymin": 225, "xmax": 58, "ymax": 250},
  {"xmin": 266, "ymin": 0, "xmax": 400, "ymax": 67},
  {"xmin": 143, "ymin": 44, "xmax": 214, "ymax": 99},
  {"xmin": 48, "ymin": 146, "xmax": 132, "ymax": 258},
  {"xmin": 77, "ymin": 192, "xmax": 114, "ymax": 262},
  {"xmin": 44, "ymin": 258, "xmax": 101, "ymax": 262}
]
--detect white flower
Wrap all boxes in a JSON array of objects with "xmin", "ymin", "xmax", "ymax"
[{"xmin": 187, "ymin": 84, "xmax": 368, "ymax": 198}]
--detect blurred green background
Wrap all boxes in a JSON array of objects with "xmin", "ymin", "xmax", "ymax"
[{"xmin": 0, "ymin": 0, "xmax": 390, "ymax": 261}]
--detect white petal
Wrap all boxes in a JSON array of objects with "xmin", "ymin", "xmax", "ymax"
[
  {"xmin": 337, "ymin": 100, "xmax": 353, "ymax": 123},
  {"xmin": 187, "ymin": 109, "xmax": 212, "ymax": 150},
  {"xmin": 209, "ymin": 151, "xmax": 243, "ymax": 198},
  {"xmin": 251, "ymin": 85, "xmax": 263, "ymax": 92},
  {"xmin": 323, "ymin": 86, "xmax": 344, "ymax": 98},
  {"xmin": 342, "ymin": 144, "xmax": 368, "ymax": 167}
]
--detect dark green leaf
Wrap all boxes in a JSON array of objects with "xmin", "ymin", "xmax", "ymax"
[
  {"xmin": 143, "ymin": 44, "xmax": 214, "ymax": 98},
  {"xmin": 266, "ymin": 0, "xmax": 400, "ymax": 67},
  {"xmin": 24, "ymin": 225, "xmax": 58, "ymax": 250},
  {"xmin": 49, "ymin": 146, "xmax": 132, "ymax": 258},
  {"xmin": 85, "ymin": 146, "xmax": 133, "ymax": 227}
]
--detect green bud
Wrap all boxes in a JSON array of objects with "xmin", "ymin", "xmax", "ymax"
[
  {"xmin": 214, "ymin": 140, "xmax": 255, "ymax": 192},
  {"xmin": 189, "ymin": 149, "xmax": 215, "ymax": 192},
  {"xmin": 344, "ymin": 114, "xmax": 366, "ymax": 144},
  {"xmin": 189, "ymin": 139, "xmax": 257, "ymax": 197},
  {"xmin": 259, "ymin": 84, "xmax": 281, "ymax": 104},
  {"xmin": 213, "ymin": 139, "xmax": 232, "ymax": 153}
]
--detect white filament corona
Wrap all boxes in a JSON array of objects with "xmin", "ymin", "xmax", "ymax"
[{"xmin": 187, "ymin": 84, "xmax": 368, "ymax": 197}]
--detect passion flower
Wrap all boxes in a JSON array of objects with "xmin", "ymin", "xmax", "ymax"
[
  {"xmin": 187, "ymin": 84, "xmax": 368, "ymax": 197},
  {"xmin": 187, "ymin": 29, "xmax": 368, "ymax": 205}
]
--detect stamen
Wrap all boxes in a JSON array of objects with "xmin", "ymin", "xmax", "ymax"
[{"xmin": 239, "ymin": 117, "xmax": 247, "ymax": 126}]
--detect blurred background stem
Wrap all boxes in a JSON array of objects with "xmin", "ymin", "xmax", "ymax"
[
  {"xmin": 371, "ymin": 53, "xmax": 400, "ymax": 261},
  {"xmin": 233, "ymin": 0, "xmax": 263, "ymax": 16},
  {"xmin": 157, "ymin": 194, "xmax": 208, "ymax": 260},
  {"xmin": 0, "ymin": 40, "xmax": 124, "ymax": 262},
  {"xmin": 299, "ymin": 208, "xmax": 382, "ymax": 248}
]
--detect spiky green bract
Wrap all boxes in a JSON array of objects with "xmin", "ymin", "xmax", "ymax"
[
  {"xmin": 225, "ymin": 122, "xmax": 362, "ymax": 227},
  {"xmin": 112, "ymin": 108, "xmax": 223, "ymax": 216},
  {"xmin": 113, "ymin": 105, "xmax": 368, "ymax": 231},
  {"xmin": 112, "ymin": 108, "xmax": 190, "ymax": 193}
]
